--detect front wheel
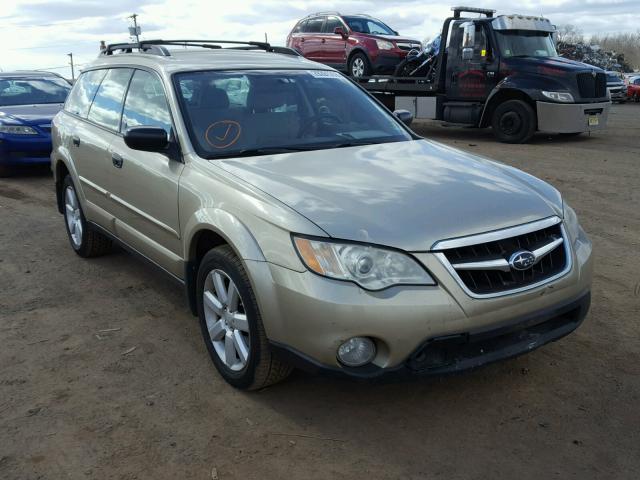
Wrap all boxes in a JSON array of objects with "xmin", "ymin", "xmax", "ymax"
[
  {"xmin": 196, "ymin": 245, "xmax": 292, "ymax": 390},
  {"xmin": 491, "ymin": 99, "xmax": 536, "ymax": 144},
  {"xmin": 349, "ymin": 53, "xmax": 371, "ymax": 80}
]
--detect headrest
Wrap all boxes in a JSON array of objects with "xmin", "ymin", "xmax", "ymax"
[{"xmin": 200, "ymin": 84, "xmax": 229, "ymax": 109}]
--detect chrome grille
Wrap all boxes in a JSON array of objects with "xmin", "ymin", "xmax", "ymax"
[
  {"xmin": 397, "ymin": 42, "xmax": 422, "ymax": 51},
  {"xmin": 433, "ymin": 217, "xmax": 570, "ymax": 298}
]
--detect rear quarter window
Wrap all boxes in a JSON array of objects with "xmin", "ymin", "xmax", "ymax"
[{"xmin": 64, "ymin": 69, "xmax": 107, "ymax": 118}]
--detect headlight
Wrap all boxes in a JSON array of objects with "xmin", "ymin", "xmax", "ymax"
[
  {"xmin": 375, "ymin": 39, "xmax": 395, "ymax": 50},
  {"xmin": 292, "ymin": 236, "xmax": 435, "ymax": 290},
  {"xmin": 541, "ymin": 91, "xmax": 574, "ymax": 103},
  {"xmin": 563, "ymin": 201, "xmax": 580, "ymax": 242},
  {"xmin": 0, "ymin": 125, "xmax": 38, "ymax": 135}
]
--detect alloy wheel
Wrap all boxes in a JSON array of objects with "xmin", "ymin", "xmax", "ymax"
[
  {"xmin": 352, "ymin": 57, "xmax": 365, "ymax": 78},
  {"xmin": 64, "ymin": 185, "xmax": 83, "ymax": 248},
  {"xmin": 203, "ymin": 269, "xmax": 250, "ymax": 371}
]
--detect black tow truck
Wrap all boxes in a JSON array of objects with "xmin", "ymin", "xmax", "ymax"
[{"xmin": 363, "ymin": 7, "xmax": 611, "ymax": 143}]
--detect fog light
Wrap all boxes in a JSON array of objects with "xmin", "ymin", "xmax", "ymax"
[{"xmin": 337, "ymin": 337, "xmax": 376, "ymax": 367}]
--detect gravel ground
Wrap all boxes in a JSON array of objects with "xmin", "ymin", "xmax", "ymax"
[{"xmin": 1, "ymin": 103, "xmax": 638, "ymax": 479}]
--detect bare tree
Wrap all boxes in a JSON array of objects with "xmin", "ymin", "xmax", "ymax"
[{"xmin": 556, "ymin": 24, "xmax": 584, "ymax": 44}]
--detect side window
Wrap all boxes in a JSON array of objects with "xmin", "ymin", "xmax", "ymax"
[
  {"xmin": 64, "ymin": 69, "xmax": 107, "ymax": 118},
  {"xmin": 121, "ymin": 70, "xmax": 172, "ymax": 135},
  {"xmin": 87, "ymin": 68, "xmax": 133, "ymax": 130},
  {"xmin": 323, "ymin": 17, "xmax": 341, "ymax": 33},
  {"xmin": 306, "ymin": 17, "xmax": 325, "ymax": 33},
  {"xmin": 294, "ymin": 20, "xmax": 307, "ymax": 33}
]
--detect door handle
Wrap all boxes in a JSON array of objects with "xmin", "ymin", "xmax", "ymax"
[
  {"xmin": 111, "ymin": 153, "xmax": 124, "ymax": 169},
  {"xmin": 321, "ymin": 38, "xmax": 326, "ymax": 43},
  {"xmin": 300, "ymin": 37, "xmax": 305, "ymax": 42},
  {"xmin": 72, "ymin": 136, "xmax": 80, "ymax": 147}
]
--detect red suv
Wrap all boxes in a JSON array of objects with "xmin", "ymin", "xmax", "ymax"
[{"xmin": 286, "ymin": 12, "xmax": 422, "ymax": 79}]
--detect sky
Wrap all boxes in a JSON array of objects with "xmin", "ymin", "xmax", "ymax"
[{"xmin": 1, "ymin": 0, "xmax": 638, "ymax": 77}]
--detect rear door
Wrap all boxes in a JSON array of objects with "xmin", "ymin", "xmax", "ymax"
[
  {"xmin": 107, "ymin": 69, "xmax": 184, "ymax": 275},
  {"xmin": 62, "ymin": 69, "xmax": 113, "ymax": 217},
  {"xmin": 301, "ymin": 16, "xmax": 326, "ymax": 62},
  {"xmin": 318, "ymin": 16, "xmax": 348, "ymax": 68}
]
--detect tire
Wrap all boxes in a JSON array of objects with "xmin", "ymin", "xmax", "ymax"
[
  {"xmin": 196, "ymin": 245, "xmax": 292, "ymax": 390},
  {"xmin": 348, "ymin": 52, "xmax": 372, "ymax": 80},
  {"xmin": 491, "ymin": 99, "xmax": 536, "ymax": 144},
  {"xmin": 62, "ymin": 175, "xmax": 112, "ymax": 257},
  {"xmin": 634, "ymin": 93, "xmax": 639, "ymax": 103}
]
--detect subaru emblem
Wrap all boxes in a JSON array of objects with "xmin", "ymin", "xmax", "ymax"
[{"xmin": 509, "ymin": 250, "xmax": 536, "ymax": 271}]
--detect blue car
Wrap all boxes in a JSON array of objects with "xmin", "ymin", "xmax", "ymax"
[{"xmin": 0, "ymin": 71, "xmax": 71, "ymax": 176}]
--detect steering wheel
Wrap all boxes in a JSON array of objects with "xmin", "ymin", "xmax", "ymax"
[{"xmin": 299, "ymin": 112, "xmax": 343, "ymax": 138}]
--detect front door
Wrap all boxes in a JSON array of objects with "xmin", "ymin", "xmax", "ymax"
[
  {"xmin": 446, "ymin": 21, "xmax": 498, "ymax": 101},
  {"xmin": 107, "ymin": 69, "xmax": 184, "ymax": 276}
]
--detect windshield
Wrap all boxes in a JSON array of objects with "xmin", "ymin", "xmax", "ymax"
[
  {"xmin": 606, "ymin": 74, "xmax": 621, "ymax": 83},
  {"xmin": 174, "ymin": 70, "xmax": 412, "ymax": 159},
  {"xmin": 0, "ymin": 77, "xmax": 70, "ymax": 106},
  {"xmin": 343, "ymin": 16, "xmax": 396, "ymax": 35},
  {"xmin": 496, "ymin": 31, "xmax": 557, "ymax": 58}
]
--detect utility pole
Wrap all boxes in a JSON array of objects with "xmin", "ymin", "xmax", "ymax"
[
  {"xmin": 129, "ymin": 13, "xmax": 141, "ymax": 44},
  {"xmin": 67, "ymin": 53, "xmax": 75, "ymax": 81}
]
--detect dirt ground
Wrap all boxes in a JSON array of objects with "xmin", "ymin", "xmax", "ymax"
[{"xmin": 1, "ymin": 103, "xmax": 639, "ymax": 480}]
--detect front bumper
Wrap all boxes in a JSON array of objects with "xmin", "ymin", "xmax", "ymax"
[
  {"xmin": 370, "ymin": 51, "xmax": 408, "ymax": 73},
  {"xmin": 0, "ymin": 134, "xmax": 52, "ymax": 166},
  {"xmin": 246, "ymin": 226, "xmax": 593, "ymax": 376},
  {"xmin": 536, "ymin": 101, "xmax": 610, "ymax": 134}
]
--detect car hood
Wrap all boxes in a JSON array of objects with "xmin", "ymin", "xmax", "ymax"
[
  {"xmin": 363, "ymin": 33, "xmax": 421, "ymax": 44},
  {"xmin": 0, "ymin": 103, "xmax": 63, "ymax": 125},
  {"xmin": 502, "ymin": 56, "xmax": 604, "ymax": 74},
  {"xmin": 217, "ymin": 140, "xmax": 563, "ymax": 251}
]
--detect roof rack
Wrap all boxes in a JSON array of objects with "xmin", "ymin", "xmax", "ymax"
[
  {"xmin": 304, "ymin": 11, "xmax": 341, "ymax": 18},
  {"xmin": 101, "ymin": 39, "xmax": 300, "ymax": 57},
  {"xmin": 451, "ymin": 6, "xmax": 496, "ymax": 18}
]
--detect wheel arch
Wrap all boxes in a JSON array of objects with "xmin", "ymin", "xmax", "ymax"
[
  {"xmin": 54, "ymin": 159, "xmax": 72, "ymax": 214},
  {"xmin": 183, "ymin": 208, "xmax": 266, "ymax": 316},
  {"xmin": 480, "ymin": 88, "xmax": 536, "ymax": 128}
]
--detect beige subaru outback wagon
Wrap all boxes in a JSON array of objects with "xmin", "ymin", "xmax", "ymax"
[{"xmin": 51, "ymin": 40, "xmax": 593, "ymax": 389}]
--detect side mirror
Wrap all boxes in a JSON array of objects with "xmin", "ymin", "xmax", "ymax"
[
  {"xmin": 334, "ymin": 27, "xmax": 348, "ymax": 39},
  {"xmin": 461, "ymin": 47, "xmax": 474, "ymax": 61},
  {"xmin": 394, "ymin": 109, "xmax": 414, "ymax": 126},
  {"xmin": 124, "ymin": 126, "xmax": 169, "ymax": 152}
]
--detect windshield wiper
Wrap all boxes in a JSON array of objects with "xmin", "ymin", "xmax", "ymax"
[{"xmin": 207, "ymin": 141, "xmax": 381, "ymax": 160}]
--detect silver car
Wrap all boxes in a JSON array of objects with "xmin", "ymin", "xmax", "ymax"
[{"xmin": 51, "ymin": 40, "xmax": 592, "ymax": 389}]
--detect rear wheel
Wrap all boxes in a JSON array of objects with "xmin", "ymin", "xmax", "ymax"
[
  {"xmin": 62, "ymin": 176, "xmax": 112, "ymax": 257},
  {"xmin": 349, "ymin": 53, "xmax": 371, "ymax": 80},
  {"xmin": 196, "ymin": 245, "xmax": 292, "ymax": 390},
  {"xmin": 634, "ymin": 93, "xmax": 639, "ymax": 103},
  {"xmin": 491, "ymin": 99, "xmax": 536, "ymax": 144}
]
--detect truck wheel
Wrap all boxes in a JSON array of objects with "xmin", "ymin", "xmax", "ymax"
[
  {"xmin": 196, "ymin": 245, "xmax": 292, "ymax": 390},
  {"xmin": 349, "ymin": 53, "xmax": 371, "ymax": 80},
  {"xmin": 491, "ymin": 100, "xmax": 536, "ymax": 144},
  {"xmin": 62, "ymin": 175, "xmax": 112, "ymax": 257},
  {"xmin": 634, "ymin": 93, "xmax": 639, "ymax": 103}
]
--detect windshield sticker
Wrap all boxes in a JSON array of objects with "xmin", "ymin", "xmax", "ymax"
[
  {"xmin": 308, "ymin": 70, "xmax": 343, "ymax": 79},
  {"xmin": 205, "ymin": 120, "xmax": 242, "ymax": 149}
]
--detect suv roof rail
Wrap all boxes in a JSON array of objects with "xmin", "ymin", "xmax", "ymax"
[
  {"xmin": 101, "ymin": 39, "xmax": 299, "ymax": 57},
  {"xmin": 451, "ymin": 6, "xmax": 496, "ymax": 18},
  {"xmin": 304, "ymin": 11, "xmax": 341, "ymax": 18}
]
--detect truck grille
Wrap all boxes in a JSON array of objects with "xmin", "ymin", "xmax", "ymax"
[
  {"xmin": 434, "ymin": 218, "xmax": 569, "ymax": 297},
  {"xmin": 577, "ymin": 72, "xmax": 606, "ymax": 99}
]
